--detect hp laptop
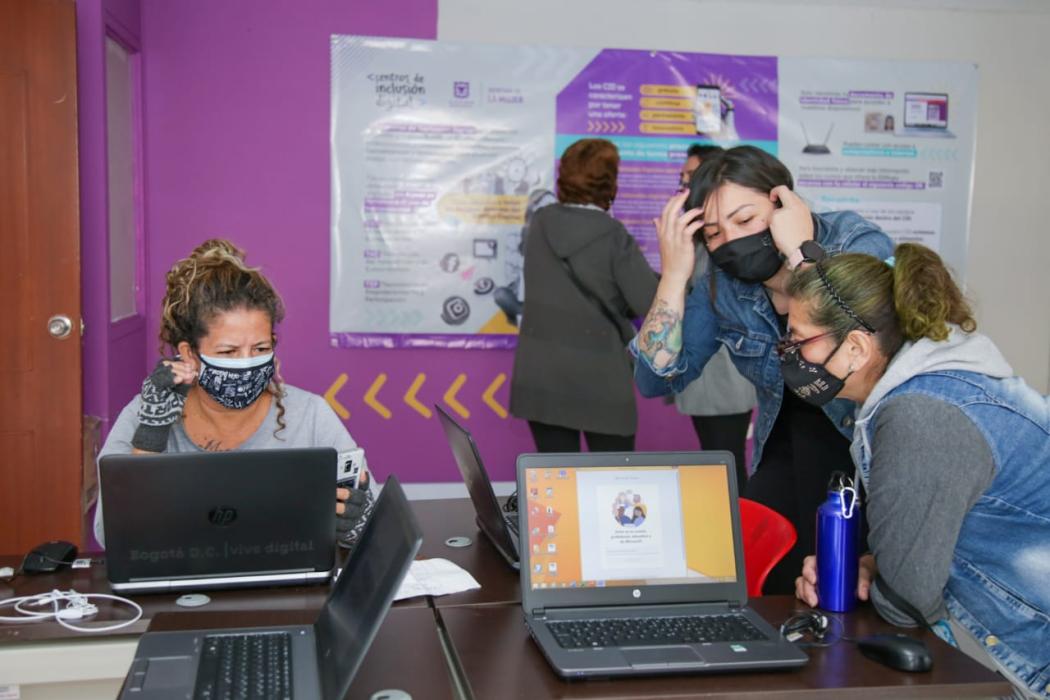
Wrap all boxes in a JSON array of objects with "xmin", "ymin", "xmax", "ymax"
[
  {"xmin": 517, "ymin": 451, "xmax": 808, "ymax": 678},
  {"xmin": 119, "ymin": 475, "xmax": 422, "ymax": 700},
  {"xmin": 898, "ymin": 92, "xmax": 955, "ymax": 138},
  {"xmin": 100, "ymin": 448, "xmax": 338, "ymax": 592},
  {"xmin": 435, "ymin": 404, "xmax": 520, "ymax": 569}
]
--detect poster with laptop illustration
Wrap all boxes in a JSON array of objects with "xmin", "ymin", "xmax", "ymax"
[
  {"xmin": 331, "ymin": 38, "xmax": 977, "ymax": 347},
  {"xmin": 778, "ymin": 58, "xmax": 977, "ymax": 278}
]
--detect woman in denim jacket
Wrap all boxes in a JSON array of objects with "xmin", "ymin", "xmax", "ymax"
[
  {"xmin": 789, "ymin": 245, "xmax": 1049, "ymax": 698},
  {"xmin": 631, "ymin": 146, "xmax": 893, "ymax": 592}
]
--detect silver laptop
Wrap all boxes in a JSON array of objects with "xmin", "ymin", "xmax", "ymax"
[
  {"xmin": 100, "ymin": 448, "xmax": 338, "ymax": 592},
  {"xmin": 119, "ymin": 475, "xmax": 422, "ymax": 699},
  {"xmin": 435, "ymin": 404, "xmax": 520, "ymax": 569},
  {"xmin": 517, "ymin": 451, "xmax": 808, "ymax": 678},
  {"xmin": 897, "ymin": 92, "xmax": 955, "ymax": 138}
]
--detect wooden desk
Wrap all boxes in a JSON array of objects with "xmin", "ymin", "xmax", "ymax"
[
  {"xmin": 143, "ymin": 606, "xmax": 454, "ymax": 700},
  {"xmin": 0, "ymin": 551, "xmax": 425, "ymax": 698},
  {"xmin": 0, "ymin": 499, "xmax": 1015, "ymax": 699},
  {"xmin": 410, "ymin": 499, "xmax": 522, "ymax": 608},
  {"xmin": 440, "ymin": 597, "xmax": 1012, "ymax": 699}
]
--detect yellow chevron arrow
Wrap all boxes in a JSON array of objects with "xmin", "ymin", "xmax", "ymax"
[
  {"xmin": 482, "ymin": 373, "xmax": 508, "ymax": 419},
  {"xmin": 443, "ymin": 373, "xmax": 470, "ymax": 419},
  {"xmin": 403, "ymin": 373, "xmax": 432, "ymax": 418},
  {"xmin": 364, "ymin": 373, "xmax": 392, "ymax": 419},
  {"xmin": 324, "ymin": 373, "xmax": 350, "ymax": 419}
]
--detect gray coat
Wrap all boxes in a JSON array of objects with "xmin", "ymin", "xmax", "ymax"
[{"xmin": 510, "ymin": 204, "xmax": 657, "ymax": 436}]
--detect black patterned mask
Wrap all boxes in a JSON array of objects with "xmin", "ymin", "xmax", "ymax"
[{"xmin": 197, "ymin": 353, "xmax": 275, "ymax": 409}]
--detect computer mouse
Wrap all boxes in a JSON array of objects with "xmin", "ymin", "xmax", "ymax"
[
  {"xmin": 856, "ymin": 633, "xmax": 933, "ymax": 672},
  {"xmin": 22, "ymin": 540, "xmax": 78, "ymax": 574}
]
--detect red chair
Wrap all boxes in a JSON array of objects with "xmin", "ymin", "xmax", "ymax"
[{"xmin": 739, "ymin": 498, "xmax": 797, "ymax": 597}]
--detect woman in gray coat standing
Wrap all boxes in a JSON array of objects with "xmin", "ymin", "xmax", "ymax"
[{"xmin": 510, "ymin": 139, "xmax": 658, "ymax": 451}]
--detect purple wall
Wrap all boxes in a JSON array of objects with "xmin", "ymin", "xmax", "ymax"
[
  {"xmin": 78, "ymin": 0, "xmax": 148, "ymax": 435},
  {"xmin": 135, "ymin": 0, "xmax": 699, "ymax": 484}
]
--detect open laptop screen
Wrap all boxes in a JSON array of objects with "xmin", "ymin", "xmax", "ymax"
[
  {"xmin": 522, "ymin": 464, "xmax": 737, "ymax": 592},
  {"xmin": 904, "ymin": 92, "xmax": 949, "ymax": 129}
]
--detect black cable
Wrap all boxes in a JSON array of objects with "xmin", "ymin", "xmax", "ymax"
[
  {"xmin": 502, "ymin": 490, "xmax": 518, "ymax": 513},
  {"xmin": 780, "ymin": 611, "xmax": 854, "ymax": 648}
]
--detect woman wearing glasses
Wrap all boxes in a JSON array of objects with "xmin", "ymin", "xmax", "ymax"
[
  {"xmin": 787, "ymin": 246, "xmax": 1048, "ymax": 698},
  {"xmin": 632, "ymin": 146, "xmax": 892, "ymax": 592}
]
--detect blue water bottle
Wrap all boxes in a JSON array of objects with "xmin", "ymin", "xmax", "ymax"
[{"xmin": 816, "ymin": 471, "xmax": 860, "ymax": 613}]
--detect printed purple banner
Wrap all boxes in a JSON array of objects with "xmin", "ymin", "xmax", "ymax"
[
  {"xmin": 556, "ymin": 50, "xmax": 778, "ymax": 141},
  {"xmin": 797, "ymin": 178, "xmax": 927, "ymax": 190},
  {"xmin": 332, "ymin": 332, "xmax": 518, "ymax": 350}
]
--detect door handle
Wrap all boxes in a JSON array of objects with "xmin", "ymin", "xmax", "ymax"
[{"xmin": 47, "ymin": 314, "xmax": 73, "ymax": 339}]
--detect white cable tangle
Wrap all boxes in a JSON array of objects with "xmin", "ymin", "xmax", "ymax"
[{"xmin": 0, "ymin": 588, "xmax": 143, "ymax": 633}]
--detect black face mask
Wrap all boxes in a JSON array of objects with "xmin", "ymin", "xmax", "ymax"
[
  {"xmin": 780, "ymin": 339, "xmax": 852, "ymax": 407},
  {"xmin": 708, "ymin": 229, "xmax": 783, "ymax": 283}
]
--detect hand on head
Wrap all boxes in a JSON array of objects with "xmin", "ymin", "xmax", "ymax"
[
  {"xmin": 654, "ymin": 190, "xmax": 704, "ymax": 286},
  {"xmin": 767, "ymin": 185, "xmax": 814, "ymax": 256}
]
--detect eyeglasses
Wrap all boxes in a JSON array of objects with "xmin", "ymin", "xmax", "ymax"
[{"xmin": 776, "ymin": 330, "xmax": 837, "ymax": 358}]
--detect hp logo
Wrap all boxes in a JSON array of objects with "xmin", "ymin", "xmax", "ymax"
[
  {"xmin": 208, "ymin": 507, "xmax": 238, "ymax": 526},
  {"xmin": 632, "ymin": 589, "xmax": 641, "ymax": 599}
]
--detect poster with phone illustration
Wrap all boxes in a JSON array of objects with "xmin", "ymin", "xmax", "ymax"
[{"xmin": 331, "ymin": 37, "xmax": 975, "ymax": 348}]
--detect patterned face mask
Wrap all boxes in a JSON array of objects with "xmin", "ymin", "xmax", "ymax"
[
  {"xmin": 779, "ymin": 339, "xmax": 851, "ymax": 407},
  {"xmin": 197, "ymin": 352, "xmax": 275, "ymax": 409}
]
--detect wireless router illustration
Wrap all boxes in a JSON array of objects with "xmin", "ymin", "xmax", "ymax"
[{"xmin": 802, "ymin": 122, "xmax": 834, "ymax": 155}]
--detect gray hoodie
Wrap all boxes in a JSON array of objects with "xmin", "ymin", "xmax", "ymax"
[{"xmin": 849, "ymin": 327, "xmax": 1013, "ymax": 626}]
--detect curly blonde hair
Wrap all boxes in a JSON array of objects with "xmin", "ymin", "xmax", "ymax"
[{"xmin": 160, "ymin": 239, "xmax": 288, "ymax": 436}]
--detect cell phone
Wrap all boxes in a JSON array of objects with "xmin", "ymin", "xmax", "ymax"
[
  {"xmin": 694, "ymin": 84, "xmax": 722, "ymax": 134},
  {"xmin": 336, "ymin": 447, "xmax": 367, "ymax": 490}
]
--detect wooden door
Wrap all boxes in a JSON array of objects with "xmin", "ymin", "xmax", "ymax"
[{"xmin": 0, "ymin": 0, "xmax": 82, "ymax": 553}]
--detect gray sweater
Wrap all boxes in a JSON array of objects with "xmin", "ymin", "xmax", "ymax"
[
  {"xmin": 94, "ymin": 385, "xmax": 358, "ymax": 547},
  {"xmin": 857, "ymin": 329, "xmax": 1009, "ymax": 626},
  {"xmin": 673, "ymin": 244, "xmax": 757, "ymax": 417}
]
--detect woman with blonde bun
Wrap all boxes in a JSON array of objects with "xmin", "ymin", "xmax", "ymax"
[{"xmin": 785, "ymin": 244, "xmax": 1049, "ymax": 698}]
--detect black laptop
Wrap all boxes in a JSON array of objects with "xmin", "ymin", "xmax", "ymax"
[
  {"xmin": 517, "ymin": 451, "xmax": 808, "ymax": 678},
  {"xmin": 119, "ymin": 475, "xmax": 422, "ymax": 699},
  {"xmin": 435, "ymin": 404, "xmax": 520, "ymax": 569},
  {"xmin": 100, "ymin": 448, "xmax": 338, "ymax": 592}
]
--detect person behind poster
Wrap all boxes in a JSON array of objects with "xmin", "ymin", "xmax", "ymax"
[
  {"xmin": 787, "ymin": 246, "xmax": 1049, "ymax": 699},
  {"xmin": 631, "ymin": 146, "xmax": 893, "ymax": 593},
  {"xmin": 510, "ymin": 139, "xmax": 658, "ymax": 452}
]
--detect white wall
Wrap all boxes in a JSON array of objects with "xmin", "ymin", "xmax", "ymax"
[{"xmin": 439, "ymin": 0, "xmax": 1050, "ymax": 392}]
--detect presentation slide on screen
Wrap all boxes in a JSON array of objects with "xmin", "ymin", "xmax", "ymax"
[{"xmin": 524, "ymin": 465, "xmax": 738, "ymax": 589}]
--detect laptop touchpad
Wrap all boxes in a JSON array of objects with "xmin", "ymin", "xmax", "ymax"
[
  {"xmin": 624, "ymin": 646, "xmax": 703, "ymax": 668},
  {"xmin": 143, "ymin": 657, "xmax": 195, "ymax": 689}
]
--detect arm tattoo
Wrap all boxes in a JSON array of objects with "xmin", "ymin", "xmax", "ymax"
[{"xmin": 638, "ymin": 298, "xmax": 683, "ymax": 370}]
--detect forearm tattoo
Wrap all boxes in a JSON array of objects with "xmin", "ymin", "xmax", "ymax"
[{"xmin": 638, "ymin": 298, "xmax": 683, "ymax": 370}]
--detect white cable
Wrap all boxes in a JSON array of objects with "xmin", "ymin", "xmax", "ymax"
[{"xmin": 0, "ymin": 588, "xmax": 143, "ymax": 633}]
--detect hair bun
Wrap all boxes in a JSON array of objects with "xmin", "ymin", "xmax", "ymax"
[{"xmin": 190, "ymin": 238, "xmax": 245, "ymax": 262}]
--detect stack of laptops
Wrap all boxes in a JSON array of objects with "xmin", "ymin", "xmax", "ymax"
[
  {"xmin": 100, "ymin": 448, "xmax": 340, "ymax": 592},
  {"xmin": 435, "ymin": 405, "xmax": 520, "ymax": 569},
  {"xmin": 118, "ymin": 474, "xmax": 422, "ymax": 699},
  {"xmin": 516, "ymin": 451, "xmax": 808, "ymax": 678}
]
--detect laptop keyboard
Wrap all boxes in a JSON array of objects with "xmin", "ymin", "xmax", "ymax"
[
  {"xmin": 193, "ymin": 632, "xmax": 293, "ymax": 700},
  {"xmin": 547, "ymin": 614, "xmax": 767, "ymax": 649}
]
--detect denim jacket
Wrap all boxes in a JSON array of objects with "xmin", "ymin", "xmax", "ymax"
[
  {"xmin": 851, "ymin": 357, "xmax": 1050, "ymax": 697},
  {"xmin": 632, "ymin": 211, "xmax": 894, "ymax": 466}
]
